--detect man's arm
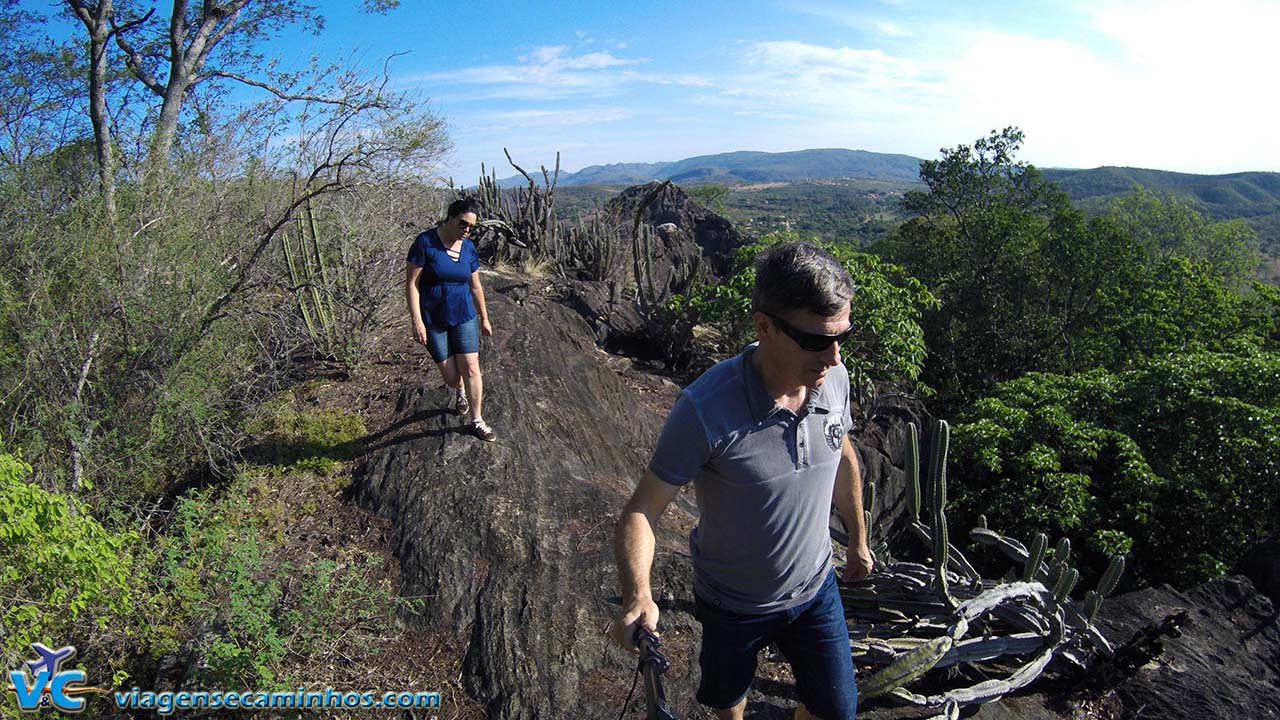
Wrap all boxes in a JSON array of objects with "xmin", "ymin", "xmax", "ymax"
[
  {"xmin": 612, "ymin": 469, "xmax": 681, "ymax": 650},
  {"xmin": 835, "ymin": 433, "xmax": 874, "ymax": 582}
]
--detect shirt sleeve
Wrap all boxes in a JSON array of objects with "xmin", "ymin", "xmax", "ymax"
[
  {"xmin": 407, "ymin": 232, "xmax": 427, "ymax": 267},
  {"xmin": 648, "ymin": 391, "xmax": 712, "ymax": 486},
  {"xmin": 841, "ymin": 365, "xmax": 854, "ymax": 433},
  {"xmin": 468, "ymin": 240, "xmax": 480, "ymax": 274}
]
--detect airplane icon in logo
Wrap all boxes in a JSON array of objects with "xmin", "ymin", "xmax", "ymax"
[{"xmin": 25, "ymin": 643, "xmax": 76, "ymax": 678}]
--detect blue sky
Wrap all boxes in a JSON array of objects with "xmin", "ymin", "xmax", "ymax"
[{"xmin": 27, "ymin": 0, "xmax": 1280, "ymax": 179}]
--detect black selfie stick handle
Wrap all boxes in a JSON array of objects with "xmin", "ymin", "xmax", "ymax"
[{"xmin": 633, "ymin": 627, "xmax": 680, "ymax": 720}]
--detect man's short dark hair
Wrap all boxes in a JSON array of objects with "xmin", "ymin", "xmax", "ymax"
[
  {"xmin": 446, "ymin": 198, "xmax": 480, "ymax": 220},
  {"xmin": 752, "ymin": 242, "xmax": 854, "ymax": 317}
]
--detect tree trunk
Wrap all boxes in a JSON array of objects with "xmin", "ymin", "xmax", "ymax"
[{"xmin": 65, "ymin": 0, "xmax": 116, "ymax": 218}]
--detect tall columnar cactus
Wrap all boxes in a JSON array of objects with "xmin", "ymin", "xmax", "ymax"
[
  {"xmin": 1024, "ymin": 533, "xmax": 1047, "ymax": 584},
  {"xmin": 283, "ymin": 200, "xmax": 339, "ymax": 358},
  {"xmin": 929, "ymin": 419, "xmax": 953, "ymax": 607},
  {"xmin": 906, "ymin": 422, "xmax": 921, "ymax": 522}
]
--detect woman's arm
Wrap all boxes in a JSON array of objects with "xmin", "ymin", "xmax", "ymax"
[
  {"xmin": 470, "ymin": 269, "xmax": 492, "ymax": 336},
  {"xmin": 406, "ymin": 262, "xmax": 427, "ymax": 345}
]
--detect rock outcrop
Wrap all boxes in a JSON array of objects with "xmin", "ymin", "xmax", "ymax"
[
  {"xmin": 350, "ymin": 264, "xmax": 1280, "ymax": 719},
  {"xmin": 606, "ymin": 181, "xmax": 751, "ymax": 277}
]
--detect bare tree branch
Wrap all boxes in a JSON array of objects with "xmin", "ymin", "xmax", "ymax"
[{"xmin": 200, "ymin": 69, "xmax": 388, "ymax": 109}]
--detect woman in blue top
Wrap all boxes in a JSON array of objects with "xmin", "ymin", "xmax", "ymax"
[{"xmin": 405, "ymin": 199, "xmax": 496, "ymax": 442}]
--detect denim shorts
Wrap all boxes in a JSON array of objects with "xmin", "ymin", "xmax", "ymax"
[
  {"xmin": 424, "ymin": 317, "xmax": 480, "ymax": 363},
  {"xmin": 694, "ymin": 569, "xmax": 857, "ymax": 719}
]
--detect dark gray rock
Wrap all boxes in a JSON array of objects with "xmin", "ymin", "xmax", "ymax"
[
  {"xmin": 1089, "ymin": 576, "xmax": 1280, "ymax": 719},
  {"xmin": 1234, "ymin": 533, "xmax": 1280, "ymax": 607},
  {"xmin": 606, "ymin": 181, "xmax": 752, "ymax": 277},
  {"xmin": 352, "ymin": 271, "xmax": 703, "ymax": 719}
]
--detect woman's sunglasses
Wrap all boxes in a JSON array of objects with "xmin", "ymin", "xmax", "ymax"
[
  {"xmin": 764, "ymin": 312, "xmax": 854, "ymax": 352},
  {"xmin": 457, "ymin": 218, "xmax": 476, "ymax": 230}
]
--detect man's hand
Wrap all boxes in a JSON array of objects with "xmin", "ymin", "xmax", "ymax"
[
  {"xmin": 843, "ymin": 544, "xmax": 874, "ymax": 583},
  {"xmin": 612, "ymin": 596, "xmax": 660, "ymax": 653}
]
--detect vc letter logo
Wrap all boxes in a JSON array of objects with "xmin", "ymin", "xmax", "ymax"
[{"xmin": 6, "ymin": 643, "xmax": 86, "ymax": 713}]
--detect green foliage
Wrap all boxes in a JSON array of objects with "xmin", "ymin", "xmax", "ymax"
[
  {"xmin": 244, "ymin": 403, "xmax": 366, "ymax": 471},
  {"xmin": 882, "ymin": 128, "xmax": 1274, "ymax": 409},
  {"xmin": 160, "ymin": 470, "xmax": 400, "ymax": 689},
  {"xmin": 0, "ymin": 441, "xmax": 142, "ymax": 674},
  {"xmin": 686, "ymin": 183, "xmax": 729, "ymax": 213},
  {"xmin": 669, "ymin": 232, "xmax": 936, "ymax": 394},
  {"xmin": 952, "ymin": 350, "xmax": 1280, "ymax": 586},
  {"xmin": 1106, "ymin": 187, "xmax": 1260, "ymax": 283}
]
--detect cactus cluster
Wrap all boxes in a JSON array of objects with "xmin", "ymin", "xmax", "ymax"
[
  {"xmin": 551, "ymin": 211, "xmax": 628, "ymax": 283},
  {"xmin": 471, "ymin": 149, "xmax": 562, "ymax": 266},
  {"xmin": 284, "ymin": 199, "xmax": 339, "ymax": 357},
  {"xmin": 839, "ymin": 418, "xmax": 1126, "ymax": 712}
]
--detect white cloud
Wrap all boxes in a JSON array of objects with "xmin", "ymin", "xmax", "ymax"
[
  {"xmin": 476, "ymin": 107, "xmax": 630, "ymax": 131},
  {"xmin": 406, "ymin": 46, "xmax": 649, "ymax": 100},
  {"xmin": 703, "ymin": 1, "xmax": 1280, "ymax": 173},
  {"xmin": 875, "ymin": 21, "xmax": 910, "ymax": 37}
]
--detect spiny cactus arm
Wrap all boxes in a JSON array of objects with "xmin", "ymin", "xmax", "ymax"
[
  {"xmin": 842, "ymin": 593, "xmax": 951, "ymax": 615},
  {"xmin": 851, "ymin": 641, "xmax": 899, "ymax": 665},
  {"xmin": 1051, "ymin": 568, "xmax": 1080, "ymax": 605},
  {"xmin": 925, "ymin": 700, "xmax": 960, "ymax": 720},
  {"xmin": 971, "ymin": 528, "xmax": 1043, "ymax": 577},
  {"xmin": 1084, "ymin": 591, "xmax": 1102, "ymax": 623},
  {"xmin": 890, "ymin": 623, "xmax": 1063, "ymax": 709},
  {"xmin": 910, "ymin": 523, "xmax": 982, "ymax": 582},
  {"xmin": 907, "ymin": 422, "xmax": 921, "ymax": 521},
  {"xmin": 934, "ymin": 633, "xmax": 1047, "ymax": 669},
  {"xmin": 1097, "ymin": 555, "xmax": 1125, "ymax": 597},
  {"xmin": 861, "ymin": 635, "xmax": 955, "ymax": 699},
  {"xmin": 955, "ymin": 582, "xmax": 1050, "ymax": 622},
  {"xmin": 1054, "ymin": 537, "xmax": 1072, "ymax": 564},
  {"xmin": 1024, "ymin": 533, "xmax": 1048, "ymax": 583}
]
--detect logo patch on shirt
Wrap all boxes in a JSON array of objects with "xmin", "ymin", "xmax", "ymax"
[{"xmin": 824, "ymin": 417, "xmax": 845, "ymax": 452}]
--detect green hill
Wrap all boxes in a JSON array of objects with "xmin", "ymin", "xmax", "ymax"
[{"xmin": 500, "ymin": 148, "xmax": 923, "ymax": 187}]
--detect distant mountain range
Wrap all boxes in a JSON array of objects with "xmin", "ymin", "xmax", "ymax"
[
  {"xmin": 498, "ymin": 148, "xmax": 924, "ymax": 187},
  {"xmin": 501, "ymin": 150, "xmax": 1280, "ymax": 221}
]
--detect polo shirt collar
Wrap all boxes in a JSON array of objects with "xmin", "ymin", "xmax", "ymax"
[{"xmin": 740, "ymin": 344, "xmax": 835, "ymax": 421}]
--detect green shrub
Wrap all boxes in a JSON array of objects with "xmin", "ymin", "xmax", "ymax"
[
  {"xmin": 0, "ymin": 441, "xmax": 142, "ymax": 677},
  {"xmin": 952, "ymin": 350, "xmax": 1280, "ymax": 586}
]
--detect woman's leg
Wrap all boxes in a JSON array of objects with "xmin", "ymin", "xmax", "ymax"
[
  {"xmin": 436, "ymin": 356, "xmax": 462, "ymax": 389},
  {"xmin": 456, "ymin": 352, "xmax": 483, "ymax": 423}
]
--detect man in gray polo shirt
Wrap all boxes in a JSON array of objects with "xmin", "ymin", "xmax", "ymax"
[{"xmin": 612, "ymin": 242, "xmax": 874, "ymax": 720}]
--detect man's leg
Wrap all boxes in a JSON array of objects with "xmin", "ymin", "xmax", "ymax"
[
  {"xmin": 713, "ymin": 698, "xmax": 747, "ymax": 720},
  {"xmin": 695, "ymin": 596, "xmax": 782, "ymax": 719},
  {"xmin": 774, "ymin": 572, "xmax": 857, "ymax": 720}
]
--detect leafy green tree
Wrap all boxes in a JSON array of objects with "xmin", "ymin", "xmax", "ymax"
[
  {"xmin": 952, "ymin": 350, "xmax": 1280, "ymax": 587},
  {"xmin": 881, "ymin": 128, "xmax": 1272, "ymax": 408},
  {"xmin": 687, "ymin": 183, "xmax": 729, "ymax": 213},
  {"xmin": 1107, "ymin": 187, "xmax": 1260, "ymax": 284},
  {"xmin": 882, "ymin": 128, "xmax": 1145, "ymax": 403}
]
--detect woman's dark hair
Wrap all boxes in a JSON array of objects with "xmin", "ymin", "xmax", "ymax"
[{"xmin": 446, "ymin": 198, "xmax": 480, "ymax": 220}]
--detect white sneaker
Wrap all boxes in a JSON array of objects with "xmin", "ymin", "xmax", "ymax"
[
  {"xmin": 469, "ymin": 418, "xmax": 496, "ymax": 442},
  {"xmin": 455, "ymin": 387, "xmax": 469, "ymax": 416}
]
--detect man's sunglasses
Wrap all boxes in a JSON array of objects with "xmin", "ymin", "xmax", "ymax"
[{"xmin": 764, "ymin": 312, "xmax": 854, "ymax": 351}]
